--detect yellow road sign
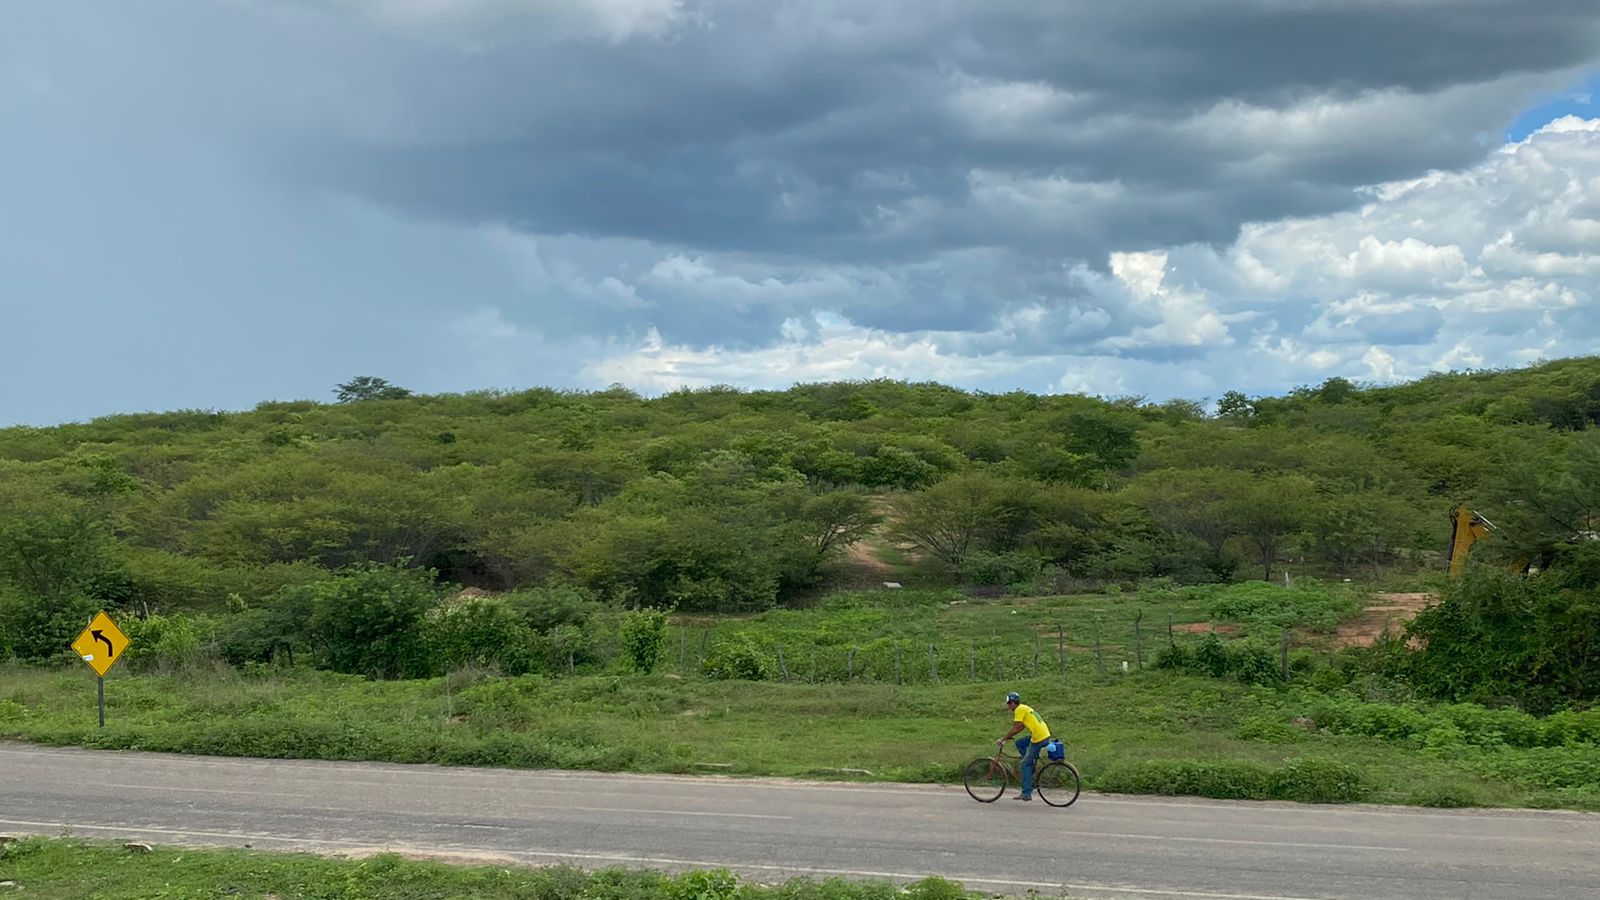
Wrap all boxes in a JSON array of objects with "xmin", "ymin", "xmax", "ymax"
[{"xmin": 71, "ymin": 611, "xmax": 130, "ymax": 677}]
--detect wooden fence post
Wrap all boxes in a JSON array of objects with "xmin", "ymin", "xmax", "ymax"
[
  {"xmin": 1134, "ymin": 610, "xmax": 1144, "ymax": 671},
  {"xmin": 847, "ymin": 647, "xmax": 857, "ymax": 681},
  {"xmin": 929, "ymin": 644, "xmax": 938, "ymax": 682},
  {"xmin": 778, "ymin": 646, "xmax": 790, "ymax": 683}
]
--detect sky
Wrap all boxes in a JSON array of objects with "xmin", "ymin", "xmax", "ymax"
[{"xmin": 3, "ymin": 1, "xmax": 1599, "ymax": 427}]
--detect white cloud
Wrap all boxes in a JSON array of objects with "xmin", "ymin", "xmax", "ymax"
[
  {"xmin": 946, "ymin": 76, "xmax": 1081, "ymax": 139},
  {"xmin": 1361, "ymin": 346, "xmax": 1404, "ymax": 382},
  {"xmin": 1100, "ymin": 251, "xmax": 1232, "ymax": 352},
  {"xmin": 307, "ymin": 0, "xmax": 692, "ymax": 43},
  {"xmin": 463, "ymin": 115, "xmax": 1600, "ymax": 401},
  {"xmin": 1178, "ymin": 114, "xmax": 1600, "ymax": 382},
  {"xmin": 581, "ymin": 314, "xmax": 1031, "ymax": 393}
]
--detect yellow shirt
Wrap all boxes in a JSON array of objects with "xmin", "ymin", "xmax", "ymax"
[{"xmin": 1014, "ymin": 703, "xmax": 1050, "ymax": 743}]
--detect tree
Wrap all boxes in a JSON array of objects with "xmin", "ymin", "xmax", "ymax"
[
  {"xmin": 1493, "ymin": 430, "xmax": 1600, "ymax": 569},
  {"xmin": 0, "ymin": 512, "xmax": 127, "ymax": 660},
  {"xmin": 1216, "ymin": 391, "xmax": 1256, "ymax": 419},
  {"xmin": 1062, "ymin": 412, "xmax": 1140, "ymax": 471},
  {"xmin": 796, "ymin": 490, "xmax": 883, "ymax": 573},
  {"xmin": 890, "ymin": 472, "xmax": 1026, "ymax": 568},
  {"xmin": 335, "ymin": 376, "xmax": 413, "ymax": 403},
  {"xmin": 308, "ymin": 563, "xmax": 443, "ymax": 679},
  {"xmin": 1136, "ymin": 468, "xmax": 1251, "ymax": 580},
  {"xmin": 1306, "ymin": 493, "xmax": 1383, "ymax": 576},
  {"xmin": 1227, "ymin": 476, "xmax": 1314, "ymax": 581}
]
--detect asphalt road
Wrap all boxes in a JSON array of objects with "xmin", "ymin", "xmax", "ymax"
[{"xmin": 3, "ymin": 743, "xmax": 1597, "ymax": 899}]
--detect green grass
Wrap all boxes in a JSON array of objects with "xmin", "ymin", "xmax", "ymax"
[
  {"xmin": 3, "ymin": 660, "xmax": 1594, "ymax": 810},
  {"xmin": 0, "ymin": 836, "xmax": 991, "ymax": 900},
  {"xmin": 3, "ymin": 581, "xmax": 1593, "ymax": 811},
  {"xmin": 663, "ymin": 584, "xmax": 1349, "ymax": 682}
]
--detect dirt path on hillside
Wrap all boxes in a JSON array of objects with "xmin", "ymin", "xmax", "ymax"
[
  {"xmin": 842, "ymin": 540, "xmax": 897, "ymax": 580},
  {"xmin": 1331, "ymin": 592, "xmax": 1434, "ymax": 648}
]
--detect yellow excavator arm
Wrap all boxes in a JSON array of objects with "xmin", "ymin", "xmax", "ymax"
[{"xmin": 1447, "ymin": 505, "xmax": 1497, "ymax": 577}]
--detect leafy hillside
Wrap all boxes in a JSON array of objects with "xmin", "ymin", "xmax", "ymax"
[{"xmin": 2, "ymin": 359, "xmax": 1598, "ymax": 634}]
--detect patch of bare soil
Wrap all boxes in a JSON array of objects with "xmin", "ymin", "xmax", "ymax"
[
  {"xmin": 842, "ymin": 539, "xmax": 896, "ymax": 580},
  {"xmin": 1174, "ymin": 622, "xmax": 1240, "ymax": 636},
  {"xmin": 1332, "ymin": 592, "xmax": 1433, "ymax": 649}
]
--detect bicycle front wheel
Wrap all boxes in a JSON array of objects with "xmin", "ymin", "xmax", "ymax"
[
  {"xmin": 963, "ymin": 757, "xmax": 1008, "ymax": 803},
  {"xmin": 1035, "ymin": 762, "xmax": 1081, "ymax": 807}
]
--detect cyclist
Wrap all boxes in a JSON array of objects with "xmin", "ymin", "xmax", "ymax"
[{"xmin": 997, "ymin": 691, "xmax": 1052, "ymax": 802}]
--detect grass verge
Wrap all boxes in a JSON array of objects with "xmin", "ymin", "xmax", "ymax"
[
  {"xmin": 3, "ymin": 662, "xmax": 1595, "ymax": 810},
  {"xmin": 0, "ymin": 836, "xmax": 991, "ymax": 900}
]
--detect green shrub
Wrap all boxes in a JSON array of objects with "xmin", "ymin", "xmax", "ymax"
[
  {"xmin": 216, "ymin": 589, "xmax": 316, "ymax": 667},
  {"xmin": 1268, "ymin": 758, "xmax": 1369, "ymax": 803},
  {"xmin": 456, "ymin": 676, "xmax": 548, "ymax": 730},
  {"xmin": 424, "ymin": 597, "xmax": 539, "ymax": 676},
  {"xmin": 0, "ymin": 589, "xmax": 100, "ymax": 663},
  {"xmin": 1097, "ymin": 759, "xmax": 1274, "ymax": 800},
  {"xmin": 1153, "ymin": 643, "xmax": 1191, "ymax": 672},
  {"xmin": 668, "ymin": 868, "xmax": 740, "ymax": 900},
  {"xmin": 960, "ymin": 551, "xmax": 1044, "ymax": 587},
  {"xmin": 120, "ymin": 613, "xmax": 218, "ymax": 672},
  {"xmin": 309, "ymin": 564, "xmax": 444, "ymax": 679},
  {"xmin": 1100, "ymin": 756, "xmax": 1366, "ymax": 804},
  {"xmin": 702, "ymin": 634, "xmax": 773, "ymax": 681},
  {"xmin": 619, "ymin": 608, "xmax": 669, "ymax": 673},
  {"xmin": 1236, "ymin": 716, "xmax": 1303, "ymax": 744},
  {"xmin": 1543, "ymin": 709, "xmax": 1600, "ymax": 746},
  {"xmin": 1193, "ymin": 633, "xmax": 1228, "ymax": 678},
  {"xmin": 902, "ymin": 877, "xmax": 973, "ymax": 900},
  {"xmin": 1438, "ymin": 703, "xmax": 1544, "ymax": 748},
  {"xmin": 1487, "ymin": 747, "xmax": 1600, "ymax": 792},
  {"xmin": 1406, "ymin": 565, "xmax": 1600, "ymax": 713},
  {"xmin": 506, "ymin": 585, "xmax": 603, "ymax": 633},
  {"xmin": 1405, "ymin": 781, "xmax": 1482, "ymax": 808},
  {"xmin": 1157, "ymin": 633, "xmax": 1286, "ymax": 685},
  {"xmin": 1197, "ymin": 581, "xmax": 1363, "ymax": 633},
  {"xmin": 1228, "ymin": 640, "xmax": 1285, "ymax": 686}
]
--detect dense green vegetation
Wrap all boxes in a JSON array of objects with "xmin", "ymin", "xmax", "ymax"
[
  {"xmin": 0, "ymin": 837, "xmax": 985, "ymax": 900},
  {"xmin": 4, "ymin": 584, "xmax": 1599, "ymax": 810},
  {"xmin": 5, "ymin": 357, "xmax": 1598, "ymax": 625},
  {"xmin": 3, "ymin": 358, "xmax": 1600, "ymax": 809}
]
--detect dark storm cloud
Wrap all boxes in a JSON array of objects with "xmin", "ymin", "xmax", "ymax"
[
  {"xmin": 269, "ymin": 1, "xmax": 1598, "ymax": 260},
  {"xmin": 4, "ymin": 0, "xmax": 1598, "ymax": 427}
]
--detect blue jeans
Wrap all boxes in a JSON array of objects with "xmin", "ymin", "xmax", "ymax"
[{"xmin": 1015, "ymin": 736, "xmax": 1048, "ymax": 797}]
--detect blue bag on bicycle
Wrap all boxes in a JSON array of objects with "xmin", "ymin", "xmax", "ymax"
[{"xmin": 1046, "ymin": 740, "xmax": 1065, "ymax": 761}]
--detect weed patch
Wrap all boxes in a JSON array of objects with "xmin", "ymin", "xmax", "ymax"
[{"xmin": 0, "ymin": 837, "xmax": 990, "ymax": 900}]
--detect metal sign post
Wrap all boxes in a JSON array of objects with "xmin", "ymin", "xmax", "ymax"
[{"xmin": 71, "ymin": 611, "xmax": 130, "ymax": 728}]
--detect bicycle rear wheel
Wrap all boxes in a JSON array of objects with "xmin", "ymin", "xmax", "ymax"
[
  {"xmin": 963, "ymin": 757, "xmax": 1008, "ymax": 802},
  {"xmin": 1035, "ymin": 762, "xmax": 1081, "ymax": 807}
]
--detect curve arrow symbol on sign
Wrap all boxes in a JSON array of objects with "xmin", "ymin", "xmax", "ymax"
[{"xmin": 92, "ymin": 630, "xmax": 114, "ymax": 657}]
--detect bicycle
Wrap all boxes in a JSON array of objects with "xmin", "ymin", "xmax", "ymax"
[{"xmin": 963, "ymin": 741, "xmax": 1081, "ymax": 807}]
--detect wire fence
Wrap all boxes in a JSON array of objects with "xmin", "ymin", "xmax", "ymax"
[{"xmin": 657, "ymin": 611, "xmax": 1302, "ymax": 685}]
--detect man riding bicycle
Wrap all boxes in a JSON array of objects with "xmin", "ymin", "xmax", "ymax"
[{"xmin": 998, "ymin": 691, "xmax": 1052, "ymax": 802}]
